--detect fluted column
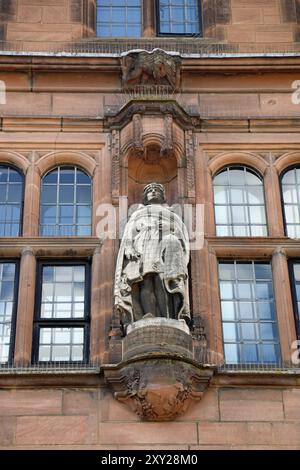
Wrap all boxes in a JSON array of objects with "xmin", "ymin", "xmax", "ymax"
[
  {"xmin": 14, "ymin": 247, "xmax": 36, "ymax": 366},
  {"xmin": 22, "ymin": 163, "xmax": 41, "ymax": 237},
  {"xmin": 272, "ymin": 248, "xmax": 297, "ymax": 364},
  {"xmin": 208, "ymin": 246, "xmax": 224, "ymax": 363},
  {"xmin": 264, "ymin": 164, "xmax": 285, "ymax": 238}
]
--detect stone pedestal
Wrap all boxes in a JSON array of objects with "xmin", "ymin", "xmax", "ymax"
[
  {"xmin": 103, "ymin": 318, "xmax": 214, "ymax": 421},
  {"xmin": 123, "ymin": 318, "xmax": 193, "ymax": 361}
]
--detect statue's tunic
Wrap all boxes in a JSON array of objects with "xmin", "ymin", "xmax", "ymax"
[{"xmin": 114, "ymin": 203, "xmax": 190, "ymax": 324}]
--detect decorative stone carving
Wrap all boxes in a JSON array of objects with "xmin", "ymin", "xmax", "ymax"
[
  {"xmin": 121, "ymin": 49, "xmax": 181, "ymax": 91},
  {"xmin": 114, "ymin": 183, "xmax": 190, "ymax": 327},
  {"xmin": 111, "ymin": 129, "xmax": 121, "ymax": 199},
  {"xmin": 104, "ymin": 358, "xmax": 213, "ymax": 421},
  {"xmin": 186, "ymin": 129, "xmax": 196, "ymax": 199}
]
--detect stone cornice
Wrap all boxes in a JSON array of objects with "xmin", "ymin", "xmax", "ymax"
[
  {"xmin": 1, "ymin": 54, "xmax": 300, "ymax": 73},
  {"xmin": 206, "ymin": 237, "xmax": 300, "ymax": 258},
  {"xmin": 0, "ymin": 237, "xmax": 100, "ymax": 257}
]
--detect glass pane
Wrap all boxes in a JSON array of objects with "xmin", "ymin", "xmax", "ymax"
[
  {"xmin": 51, "ymin": 345, "xmax": 70, "ymax": 361},
  {"xmin": 220, "ymin": 281, "xmax": 234, "ymax": 300},
  {"xmin": 236, "ymin": 264, "xmax": 253, "ymax": 280},
  {"xmin": 224, "ymin": 344, "xmax": 239, "ymax": 364},
  {"xmin": 230, "ymin": 188, "xmax": 244, "ymax": 204},
  {"xmin": 261, "ymin": 344, "xmax": 278, "ymax": 363},
  {"xmin": 239, "ymin": 302, "xmax": 255, "ymax": 320},
  {"xmin": 238, "ymin": 282, "xmax": 253, "ymax": 299},
  {"xmin": 54, "ymin": 283, "xmax": 72, "ymax": 302},
  {"xmin": 59, "ymin": 186, "xmax": 74, "ymax": 204},
  {"xmin": 74, "ymin": 266, "xmax": 85, "ymax": 282},
  {"xmin": 60, "ymin": 168, "xmax": 74, "ymax": 184},
  {"xmin": 223, "ymin": 323, "xmax": 238, "ymax": 342},
  {"xmin": 53, "ymin": 328, "xmax": 71, "ymax": 344},
  {"xmin": 40, "ymin": 328, "xmax": 51, "ymax": 344},
  {"xmin": 53, "ymin": 303, "xmax": 72, "ymax": 318},
  {"xmin": 255, "ymin": 264, "xmax": 271, "ymax": 280},
  {"xmin": 76, "ymin": 186, "xmax": 91, "ymax": 204},
  {"xmin": 215, "ymin": 206, "xmax": 229, "ymax": 224},
  {"xmin": 229, "ymin": 169, "xmax": 244, "ymax": 186},
  {"xmin": 293, "ymin": 264, "xmax": 300, "ymax": 281},
  {"xmin": 71, "ymin": 345, "xmax": 83, "ymax": 361},
  {"xmin": 282, "ymin": 170, "xmax": 296, "ymax": 184},
  {"xmin": 43, "ymin": 170, "xmax": 58, "ymax": 184},
  {"xmin": 55, "ymin": 266, "xmax": 73, "ymax": 282},
  {"xmin": 242, "ymin": 344, "xmax": 258, "ymax": 363},
  {"xmin": 39, "ymin": 345, "xmax": 51, "ymax": 362},
  {"xmin": 260, "ymin": 323, "xmax": 276, "ymax": 340},
  {"xmin": 241, "ymin": 323, "xmax": 256, "ymax": 341},
  {"xmin": 257, "ymin": 302, "xmax": 274, "ymax": 320},
  {"xmin": 219, "ymin": 264, "xmax": 235, "ymax": 280},
  {"xmin": 245, "ymin": 171, "xmax": 261, "ymax": 185},
  {"xmin": 232, "ymin": 206, "xmax": 246, "ymax": 224},
  {"xmin": 249, "ymin": 206, "xmax": 266, "ymax": 224},
  {"xmin": 214, "ymin": 186, "xmax": 227, "ymax": 204},
  {"xmin": 256, "ymin": 282, "xmax": 273, "ymax": 300},
  {"xmin": 221, "ymin": 301, "xmax": 236, "ymax": 320}
]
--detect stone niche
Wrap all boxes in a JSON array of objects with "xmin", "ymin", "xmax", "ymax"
[{"xmin": 103, "ymin": 61, "xmax": 213, "ymax": 421}]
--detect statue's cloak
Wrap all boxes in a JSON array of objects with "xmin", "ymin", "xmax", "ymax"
[{"xmin": 114, "ymin": 204, "xmax": 190, "ymax": 324}]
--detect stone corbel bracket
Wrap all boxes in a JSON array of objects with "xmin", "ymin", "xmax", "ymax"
[{"xmin": 102, "ymin": 356, "xmax": 214, "ymax": 422}]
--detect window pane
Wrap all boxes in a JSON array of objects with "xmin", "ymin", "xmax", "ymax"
[
  {"xmin": 158, "ymin": 0, "xmax": 200, "ymax": 34},
  {"xmin": 214, "ymin": 167, "xmax": 267, "ymax": 238},
  {"xmin": 219, "ymin": 261, "xmax": 280, "ymax": 365},
  {"xmin": 96, "ymin": 0, "xmax": 141, "ymax": 37},
  {"xmin": 40, "ymin": 166, "xmax": 91, "ymax": 237},
  {"xmin": 37, "ymin": 267, "xmax": 88, "ymax": 362},
  {"xmin": 0, "ymin": 167, "xmax": 23, "ymax": 236},
  {"xmin": 0, "ymin": 263, "xmax": 16, "ymax": 363}
]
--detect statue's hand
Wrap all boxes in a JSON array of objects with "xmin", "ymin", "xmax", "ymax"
[{"xmin": 125, "ymin": 249, "xmax": 140, "ymax": 261}]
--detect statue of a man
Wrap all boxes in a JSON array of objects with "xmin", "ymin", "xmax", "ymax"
[{"xmin": 114, "ymin": 183, "xmax": 190, "ymax": 327}]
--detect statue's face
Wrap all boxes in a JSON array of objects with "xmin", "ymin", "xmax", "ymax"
[{"xmin": 144, "ymin": 186, "xmax": 164, "ymax": 205}]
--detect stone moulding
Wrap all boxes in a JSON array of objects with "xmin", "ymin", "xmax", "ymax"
[{"xmin": 103, "ymin": 356, "xmax": 214, "ymax": 422}]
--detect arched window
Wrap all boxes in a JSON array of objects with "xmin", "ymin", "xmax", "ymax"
[
  {"xmin": 281, "ymin": 167, "xmax": 300, "ymax": 238},
  {"xmin": 213, "ymin": 166, "xmax": 267, "ymax": 237},
  {"xmin": 40, "ymin": 166, "xmax": 92, "ymax": 237},
  {"xmin": 0, "ymin": 165, "xmax": 23, "ymax": 236}
]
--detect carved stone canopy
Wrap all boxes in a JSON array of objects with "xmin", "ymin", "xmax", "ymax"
[{"xmin": 121, "ymin": 49, "xmax": 181, "ymax": 91}]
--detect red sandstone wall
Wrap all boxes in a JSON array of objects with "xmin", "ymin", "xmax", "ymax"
[
  {"xmin": 0, "ymin": 0, "xmax": 300, "ymax": 44},
  {"xmin": 0, "ymin": 385, "xmax": 299, "ymax": 449}
]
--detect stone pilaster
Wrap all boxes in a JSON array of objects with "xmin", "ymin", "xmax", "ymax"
[
  {"xmin": 264, "ymin": 164, "xmax": 285, "ymax": 238},
  {"xmin": 13, "ymin": 247, "xmax": 36, "ymax": 366},
  {"xmin": 272, "ymin": 248, "xmax": 297, "ymax": 364},
  {"xmin": 22, "ymin": 163, "xmax": 40, "ymax": 237}
]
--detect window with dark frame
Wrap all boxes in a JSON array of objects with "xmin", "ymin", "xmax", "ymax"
[
  {"xmin": 157, "ymin": 0, "xmax": 202, "ymax": 36},
  {"xmin": 0, "ymin": 165, "xmax": 24, "ymax": 237},
  {"xmin": 289, "ymin": 261, "xmax": 300, "ymax": 340},
  {"xmin": 33, "ymin": 261, "xmax": 90, "ymax": 364},
  {"xmin": 0, "ymin": 261, "xmax": 19, "ymax": 364},
  {"xmin": 219, "ymin": 261, "xmax": 281, "ymax": 365},
  {"xmin": 95, "ymin": 0, "xmax": 202, "ymax": 38},
  {"xmin": 39, "ymin": 166, "xmax": 92, "ymax": 237}
]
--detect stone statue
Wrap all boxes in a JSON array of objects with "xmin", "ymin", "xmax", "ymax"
[
  {"xmin": 121, "ymin": 49, "xmax": 181, "ymax": 90},
  {"xmin": 114, "ymin": 183, "xmax": 190, "ymax": 327}
]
